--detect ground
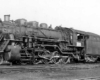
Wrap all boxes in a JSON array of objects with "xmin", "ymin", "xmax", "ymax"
[{"xmin": 0, "ymin": 63, "xmax": 100, "ymax": 80}]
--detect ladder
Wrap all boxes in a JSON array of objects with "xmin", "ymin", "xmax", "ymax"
[{"xmin": 20, "ymin": 49, "xmax": 33, "ymax": 62}]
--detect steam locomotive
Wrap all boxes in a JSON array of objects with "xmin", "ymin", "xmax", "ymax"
[{"xmin": 0, "ymin": 15, "xmax": 99, "ymax": 65}]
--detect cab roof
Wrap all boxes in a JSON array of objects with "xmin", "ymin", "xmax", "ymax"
[{"xmin": 70, "ymin": 28, "xmax": 100, "ymax": 37}]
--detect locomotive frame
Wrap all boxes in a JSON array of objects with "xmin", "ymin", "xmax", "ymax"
[{"xmin": 0, "ymin": 15, "xmax": 99, "ymax": 65}]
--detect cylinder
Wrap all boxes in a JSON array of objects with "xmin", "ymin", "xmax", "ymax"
[{"xmin": 5, "ymin": 44, "xmax": 21, "ymax": 62}]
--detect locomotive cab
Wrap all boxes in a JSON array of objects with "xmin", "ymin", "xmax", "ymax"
[
  {"xmin": 69, "ymin": 29, "xmax": 89, "ymax": 61},
  {"xmin": 76, "ymin": 33, "xmax": 86, "ymax": 47},
  {"xmin": 71, "ymin": 29, "xmax": 88, "ymax": 47}
]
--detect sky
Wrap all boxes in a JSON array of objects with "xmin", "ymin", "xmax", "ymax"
[{"xmin": 0, "ymin": 0, "xmax": 100, "ymax": 34}]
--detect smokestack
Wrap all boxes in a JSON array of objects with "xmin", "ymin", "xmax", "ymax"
[{"xmin": 4, "ymin": 15, "xmax": 10, "ymax": 21}]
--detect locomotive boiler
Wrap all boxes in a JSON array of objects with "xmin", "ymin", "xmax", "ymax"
[{"xmin": 0, "ymin": 15, "xmax": 99, "ymax": 65}]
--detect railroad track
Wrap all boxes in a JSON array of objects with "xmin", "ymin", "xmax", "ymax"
[
  {"xmin": 0, "ymin": 63, "xmax": 100, "ymax": 70},
  {"xmin": 0, "ymin": 63, "xmax": 100, "ymax": 80}
]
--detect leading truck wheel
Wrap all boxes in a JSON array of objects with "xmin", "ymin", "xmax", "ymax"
[
  {"xmin": 38, "ymin": 50, "xmax": 51, "ymax": 59},
  {"xmin": 53, "ymin": 56, "xmax": 71, "ymax": 64},
  {"xmin": 64, "ymin": 56, "xmax": 71, "ymax": 64},
  {"xmin": 50, "ymin": 57, "xmax": 60, "ymax": 64},
  {"xmin": 85, "ymin": 55, "xmax": 98, "ymax": 63},
  {"xmin": 56, "ymin": 56, "xmax": 70, "ymax": 64},
  {"xmin": 50, "ymin": 51, "xmax": 60, "ymax": 64}
]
